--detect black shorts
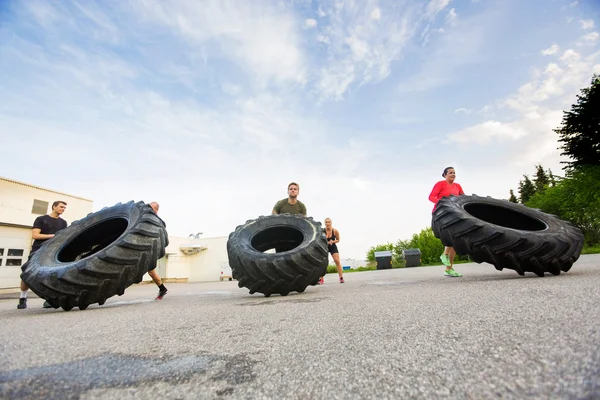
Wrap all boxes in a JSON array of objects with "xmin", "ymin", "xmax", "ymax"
[
  {"xmin": 328, "ymin": 244, "xmax": 339, "ymax": 255},
  {"xmin": 431, "ymin": 215, "xmax": 452, "ymax": 247}
]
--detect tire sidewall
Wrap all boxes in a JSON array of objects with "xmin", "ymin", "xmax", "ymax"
[
  {"xmin": 439, "ymin": 195, "xmax": 567, "ymax": 238},
  {"xmin": 228, "ymin": 214, "xmax": 323, "ymax": 259},
  {"xmin": 24, "ymin": 202, "xmax": 144, "ymax": 274}
]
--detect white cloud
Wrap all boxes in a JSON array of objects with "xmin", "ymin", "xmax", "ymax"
[
  {"xmin": 313, "ymin": 2, "xmax": 421, "ymax": 100},
  {"xmin": 449, "ymin": 120, "xmax": 527, "ymax": 145},
  {"xmin": 317, "ymin": 35, "xmax": 330, "ymax": 44},
  {"xmin": 580, "ymin": 19, "xmax": 594, "ymax": 30},
  {"xmin": 371, "ymin": 8, "xmax": 381, "ymax": 21},
  {"xmin": 131, "ymin": 0, "xmax": 307, "ymax": 86},
  {"xmin": 454, "ymin": 107, "xmax": 472, "ymax": 114},
  {"xmin": 316, "ymin": 62, "xmax": 356, "ymax": 100},
  {"xmin": 541, "ymin": 44, "xmax": 560, "ymax": 55},
  {"xmin": 581, "ymin": 32, "xmax": 599, "ymax": 44},
  {"xmin": 304, "ymin": 18, "xmax": 317, "ymax": 29},
  {"xmin": 425, "ymin": 0, "xmax": 451, "ymax": 20},
  {"xmin": 398, "ymin": 15, "xmax": 485, "ymax": 91},
  {"xmin": 446, "ymin": 8, "xmax": 458, "ymax": 26}
]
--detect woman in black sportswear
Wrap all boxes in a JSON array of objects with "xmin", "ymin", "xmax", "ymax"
[{"xmin": 319, "ymin": 218, "xmax": 345, "ymax": 284}]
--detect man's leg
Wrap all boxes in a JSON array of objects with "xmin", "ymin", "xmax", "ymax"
[
  {"xmin": 148, "ymin": 269, "xmax": 168, "ymax": 300},
  {"xmin": 17, "ymin": 280, "xmax": 29, "ymax": 309}
]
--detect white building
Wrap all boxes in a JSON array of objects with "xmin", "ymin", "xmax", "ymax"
[
  {"xmin": 0, "ymin": 176, "xmax": 230, "ymax": 289},
  {"xmin": 156, "ymin": 235, "xmax": 229, "ymax": 283}
]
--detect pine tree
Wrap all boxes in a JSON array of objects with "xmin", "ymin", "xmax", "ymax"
[
  {"xmin": 534, "ymin": 164, "xmax": 550, "ymax": 193},
  {"xmin": 508, "ymin": 189, "xmax": 518, "ymax": 203},
  {"xmin": 518, "ymin": 175, "xmax": 536, "ymax": 204},
  {"xmin": 555, "ymin": 74, "xmax": 600, "ymax": 170},
  {"xmin": 547, "ymin": 168, "xmax": 557, "ymax": 186}
]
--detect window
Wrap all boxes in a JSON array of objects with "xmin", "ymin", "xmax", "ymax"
[
  {"xmin": 32, "ymin": 199, "xmax": 48, "ymax": 215},
  {"xmin": 0, "ymin": 259, "xmax": 2, "ymax": 266},
  {"xmin": 0, "ymin": 248, "xmax": 3, "ymax": 256},
  {"xmin": 6, "ymin": 259, "xmax": 22, "ymax": 266},
  {"xmin": 8, "ymin": 249, "xmax": 23, "ymax": 257}
]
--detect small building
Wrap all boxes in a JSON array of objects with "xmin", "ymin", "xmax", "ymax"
[{"xmin": 152, "ymin": 235, "xmax": 230, "ymax": 283}]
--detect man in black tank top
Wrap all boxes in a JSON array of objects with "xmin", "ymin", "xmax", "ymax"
[{"xmin": 18, "ymin": 200, "xmax": 68, "ymax": 309}]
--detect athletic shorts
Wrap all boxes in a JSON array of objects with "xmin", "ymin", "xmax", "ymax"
[{"xmin": 328, "ymin": 244, "xmax": 339, "ymax": 255}]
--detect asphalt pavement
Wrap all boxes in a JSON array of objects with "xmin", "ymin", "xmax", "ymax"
[{"xmin": 1, "ymin": 255, "xmax": 599, "ymax": 399}]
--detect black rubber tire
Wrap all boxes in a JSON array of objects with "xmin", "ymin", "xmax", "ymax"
[
  {"xmin": 432, "ymin": 194, "xmax": 584, "ymax": 276},
  {"xmin": 226, "ymin": 214, "xmax": 329, "ymax": 297},
  {"xmin": 20, "ymin": 201, "xmax": 169, "ymax": 311}
]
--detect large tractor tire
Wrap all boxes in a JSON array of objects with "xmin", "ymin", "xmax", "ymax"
[
  {"xmin": 432, "ymin": 194, "xmax": 584, "ymax": 276},
  {"xmin": 226, "ymin": 214, "xmax": 329, "ymax": 297},
  {"xmin": 21, "ymin": 201, "xmax": 169, "ymax": 311}
]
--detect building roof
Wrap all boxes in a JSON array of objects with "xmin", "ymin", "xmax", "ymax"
[{"xmin": 0, "ymin": 176, "xmax": 93, "ymax": 202}]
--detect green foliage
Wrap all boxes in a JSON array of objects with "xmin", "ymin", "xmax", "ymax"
[
  {"xmin": 395, "ymin": 227, "xmax": 447, "ymax": 265},
  {"xmin": 527, "ymin": 165, "xmax": 600, "ymax": 245},
  {"xmin": 326, "ymin": 264, "xmax": 338, "ymax": 274},
  {"xmin": 581, "ymin": 244, "xmax": 600, "ymax": 254},
  {"xmin": 547, "ymin": 169, "xmax": 557, "ymax": 187},
  {"xmin": 366, "ymin": 243, "xmax": 398, "ymax": 263},
  {"xmin": 508, "ymin": 189, "xmax": 518, "ymax": 203},
  {"xmin": 555, "ymin": 74, "xmax": 600, "ymax": 171},
  {"xmin": 518, "ymin": 175, "xmax": 536, "ymax": 204},
  {"xmin": 534, "ymin": 164, "xmax": 550, "ymax": 194},
  {"xmin": 347, "ymin": 265, "xmax": 377, "ymax": 272}
]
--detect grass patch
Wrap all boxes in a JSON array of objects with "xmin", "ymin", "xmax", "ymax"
[{"xmin": 581, "ymin": 244, "xmax": 600, "ymax": 254}]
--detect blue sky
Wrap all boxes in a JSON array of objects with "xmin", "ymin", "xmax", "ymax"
[{"xmin": 1, "ymin": 0, "xmax": 599, "ymax": 260}]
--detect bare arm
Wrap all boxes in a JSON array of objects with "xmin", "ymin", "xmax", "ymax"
[
  {"xmin": 272, "ymin": 209, "xmax": 278, "ymax": 215},
  {"xmin": 32, "ymin": 228, "xmax": 55, "ymax": 240}
]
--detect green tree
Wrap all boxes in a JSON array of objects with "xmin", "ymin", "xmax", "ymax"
[
  {"xmin": 555, "ymin": 74, "xmax": 600, "ymax": 171},
  {"xmin": 395, "ymin": 227, "xmax": 446, "ymax": 265},
  {"xmin": 366, "ymin": 243, "xmax": 397, "ymax": 263},
  {"xmin": 534, "ymin": 164, "xmax": 550, "ymax": 193},
  {"xmin": 547, "ymin": 168, "xmax": 557, "ymax": 187},
  {"xmin": 518, "ymin": 175, "xmax": 536, "ymax": 204},
  {"xmin": 508, "ymin": 189, "xmax": 518, "ymax": 203},
  {"xmin": 527, "ymin": 165, "xmax": 600, "ymax": 245}
]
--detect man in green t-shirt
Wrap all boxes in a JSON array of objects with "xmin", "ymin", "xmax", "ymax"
[{"xmin": 272, "ymin": 182, "xmax": 307, "ymax": 216}]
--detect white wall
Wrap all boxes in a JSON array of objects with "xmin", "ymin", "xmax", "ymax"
[
  {"xmin": 188, "ymin": 236, "xmax": 229, "ymax": 282},
  {"xmin": 0, "ymin": 177, "xmax": 93, "ymax": 227},
  {"xmin": 0, "ymin": 226, "xmax": 31, "ymax": 287}
]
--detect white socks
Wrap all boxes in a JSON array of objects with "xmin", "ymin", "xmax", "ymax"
[{"xmin": 20, "ymin": 290, "xmax": 28, "ymax": 299}]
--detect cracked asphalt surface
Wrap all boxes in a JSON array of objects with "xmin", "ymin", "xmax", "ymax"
[{"xmin": 1, "ymin": 255, "xmax": 599, "ymax": 399}]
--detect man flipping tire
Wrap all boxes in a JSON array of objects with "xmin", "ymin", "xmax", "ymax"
[
  {"xmin": 18, "ymin": 200, "xmax": 68, "ymax": 309},
  {"xmin": 148, "ymin": 201, "xmax": 168, "ymax": 300}
]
